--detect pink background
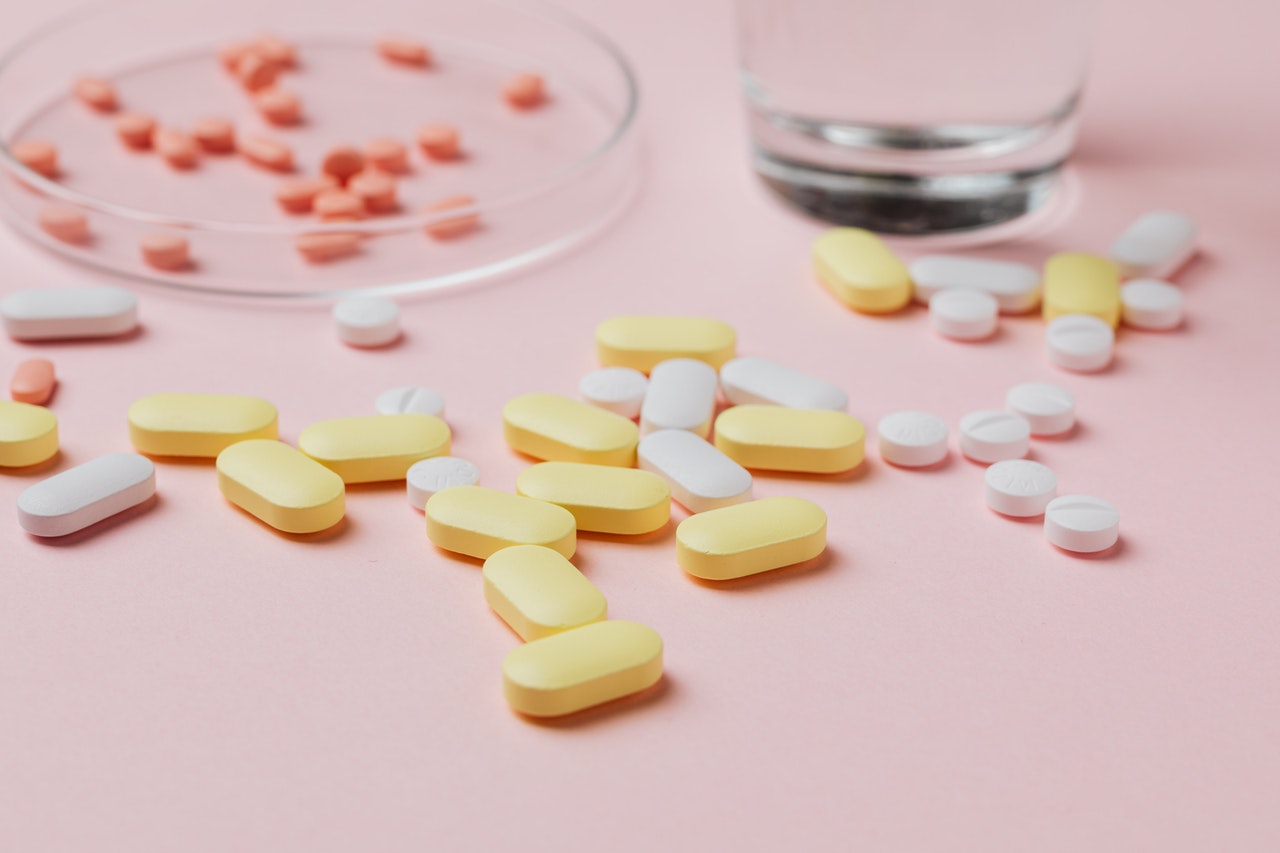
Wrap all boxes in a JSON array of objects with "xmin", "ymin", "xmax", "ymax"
[{"xmin": 2, "ymin": 0, "xmax": 1279, "ymax": 850}]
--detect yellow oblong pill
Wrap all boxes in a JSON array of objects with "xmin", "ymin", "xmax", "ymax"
[
  {"xmin": 128, "ymin": 393, "xmax": 278, "ymax": 458},
  {"xmin": 425, "ymin": 485, "xmax": 576, "ymax": 560},
  {"xmin": 515, "ymin": 461, "xmax": 671, "ymax": 534},
  {"xmin": 502, "ymin": 620, "xmax": 663, "ymax": 717},
  {"xmin": 713, "ymin": 406, "xmax": 865, "ymax": 474},
  {"xmin": 595, "ymin": 315, "xmax": 736, "ymax": 373},
  {"xmin": 676, "ymin": 496, "xmax": 827, "ymax": 580},
  {"xmin": 813, "ymin": 227, "xmax": 911, "ymax": 314},
  {"xmin": 503, "ymin": 393, "xmax": 638, "ymax": 467},
  {"xmin": 1042, "ymin": 252, "xmax": 1121, "ymax": 327},
  {"xmin": 483, "ymin": 545, "xmax": 607, "ymax": 641},
  {"xmin": 216, "ymin": 439, "xmax": 345, "ymax": 534},
  {"xmin": 0, "ymin": 401, "xmax": 58, "ymax": 467},
  {"xmin": 298, "ymin": 413, "xmax": 450, "ymax": 483}
]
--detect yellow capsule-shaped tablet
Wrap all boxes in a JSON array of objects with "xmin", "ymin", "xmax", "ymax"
[
  {"xmin": 0, "ymin": 401, "xmax": 58, "ymax": 467},
  {"xmin": 595, "ymin": 315, "xmax": 736, "ymax": 373},
  {"xmin": 502, "ymin": 620, "xmax": 663, "ymax": 717},
  {"xmin": 425, "ymin": 485, "xmax": 576, "ymax": 560},
  {"xmin": 128, "ymin": 393, "xmax": 278, "ymax": 458},
  {"xmin": 713, "ymin": 406, "xmax": 865, "ymax": 474},
  {"xmin": 216, "ymin": 439, "xmax": 345, "ymax": 534},
  {"xmin": 299, "ymin": 413, "xmax": 450, "ymax": 483},
  {"xmin": 1042, "ymin": 252, "xmax": 1121, "ymax": 327},
  {"xmin": 516, "ymin": 461, "xmax": 671, "ymax": 534},
  {"xmin": 503, "ymin": 393, "xmax": 638, "ymax": 467},
  {"xmin": 483, "ymin": 545, "xmax": 607, "ymax": 641},
  {"xmin": 812, "ymin": 227, "xmax": 911, "ymax": 314},
  {"xmin": 676, "ymin": 496, "xmax": 827, "ymax": 580}
]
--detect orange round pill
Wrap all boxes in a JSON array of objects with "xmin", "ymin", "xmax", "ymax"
[
  {"xmin": 347, "ymin": 170, "xmax": 398, "ymax": 214},
  {"xmin": 38, "ymin": 204, "xmax": 89, "ymax": 243},
  {"xmin": 314, "ymin": 189, "xmax": 366, "ymax": 222},
  {"xmin": 364, "ymin": 137, "xmax": 408, "ymax": 173},
  {"xmin": 10, "ymin": 358, "xmax": 56, "ymax": 406},
  {"xmin": 416, "ymin": 123, "xmax": 460, "ymax": 160},
  {"xmin": 296, "ymin": 232, "xmax": 362, "ymax": 263},
  {"xmin": 254, "ymin": 88, "xmax": 302, "ymax": 125},
  {"xmin": 192, "ymin": 117, "xmax": 236, "ymax": 153},
  {"xmin": 139, "ymin": 232, "xmax": 190, "ymax": 271},
  {"xmin": 153, "ymin": 128, "xmax": 199, "ymax": 169},
  {"xmin": 115, "ymin": 112, "xmax": 156, "ymax": 149},
  {"xmin": 235, "ymin": 52, "xmax": 278, "ymax": 91},
  {"xmin": 240, "ymin": 135, "xmax": 294, "ymax": 171},
  {"xmin": 11, "ymin": 140, "xmax": 58, "ymax": 178},
  {"xmin": 377, "ymin": 37, "xmax": 431, "ymax": 66},
  {"xmin": 503, "ymin": 73, "xmax": 545, "ymax": 109},
  {"xmin": 422, "ymin": 194, "xmax": 479, "ymax": 239},
  {"xmin": 252, "ymin": 34, "xmax": 297, "ymax": 69},
  {"xmin": 220, "ymin": 41, "xmax": 252, "ymax": 72},
  {"xmin": 275, "ymin": 175, "xmax": 339, "ymax": 214},
  {"xmin": 74, "ymin": 76, "xmax": 118, "ymax": 112},
  {"xmin": 321, "ymin": 146, "xmax": 365, "ymax": 183}
]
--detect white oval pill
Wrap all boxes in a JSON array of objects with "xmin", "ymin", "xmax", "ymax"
[
  {"xmin": 640, "ymin": 358, "xmax": 718, "ymax": 437},
  {"xmin": 1044, "ymin": 494, "xmax": 1119, "ymax": 553},
  {"xmin": 406, "ymin": 456, "xmax": 480, "ymax": 510},
  {"xmin": 333, "ymin": 297, "xmax": 400, "ymax": 347},
  {"xmin": 909, "ymin": 255, "xmax": 1041, "ymax": 313},
  {"xmin": 1109, "ymin": 210, "xmax": 1196, "ymax": 279},
  {"xmin": 929, "ymin": 288, "xmax": 999, "ymax": 341},
  {"xmin": 17, "ymin": 453, "xmax": 155, "ymax": 537},
  {"xmin": 637, "ymin": 429, "xmax": 752, "ymax": 513},
  {"xmin": 1006, "ymin": 382, "xmax": 1076, "ymax": 436},
  {"xmin": 719, "ymin": 356, "xmax": 847, "ymax": 410},
  {"xmin": 376, "ymin": 386, "xmax": 445, "ymax": 417},
  {"xmin": 578, "ymin": 367, "xmax": 648, "ymax": 419},
  {"xmin": 959, "ymin": 410, "xmax": 1030, "ymax": 463},
  {"xmin": 1120, "ymin": 279, "xmax": 1183, "ymax": 330},
  {"xmin": 877, "ymin": 411, "xmax": 948, "ymax": 468},
  {"xmin": 1046, "ymin": 314, "xmax": 1114, "ymax": 373},
  {"xmin": 1, "ymin": 286, "xmax": 138, "ymax": 341},
  {"xmin": 984, "ymin": 459, "xmax": 1057, "ymax": 517}
]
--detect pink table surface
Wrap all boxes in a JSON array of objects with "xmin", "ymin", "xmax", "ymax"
[{"xmin": 2, "ymin": 0, "xmax": 1278, "ymax": 850}]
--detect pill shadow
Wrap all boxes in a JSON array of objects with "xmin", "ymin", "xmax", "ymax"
[
  {"xmin": 29, "ymin": 492, "xmax": 160, "ymax": 547},
  {"xmin": 1, "ymin": 451, "xmax": 64, "ymax": 478},
  {"xmin": 515, "ymin": 673, "xmax": 674, "ymax": 731},
  {"xmin": 577, "ymin": 520, "xmax": 675, "ymax": 547},
  {"xmin": 683, "ymin": 547, "xmax": 838, "ymax": 592},
  {"xmin": 15, "ymin": 325, "xmax": 147, "ymax": 347},
  {"xmin": 1051, "ymin": 536, "xmax": 1127, "ymax": 561},
  {"xmin": 879, "ymin": 453, "xmax": 954, "ymax": 473},
  {"xmin": 268, "ymin": 514, "xmax": 351, "ymax": 545},
  {"xmin": 986, "ymin": 508, "xmax": 1045, "ymax": 525},
  {"xmin": 1031, "ymin": 421, "xmax": 1083, "ymax": 442},
  {"xmin": 749, "ymin": 462, "xmax": 874, "ymax": 485}
]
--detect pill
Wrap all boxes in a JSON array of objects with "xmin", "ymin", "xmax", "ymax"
[
  {"xmin": 275, "ymin": 176, "xmax": 338, "ymax": 213},
  {"xmin": 929, "ymin": 288, "xmax": 999, "ymax": 341},
  {"xmin": 153, "ymin": 128, "xmax": 199, "ymax": 169},
  {"xmin": 128, "ymin": 393, "xmax": 277, "ymax": 457},
  {"xmin": 216, "ymin": 439, "xmax": 345, "ymax": 534},
  {"xmin": 347, "ymin": 169, "xmax": 398, "ymax": 214},
  {"xmin": 406, "ymin": 456, "xmax": 479, "ymax": 509},
  {"xmin": 376, "ymin": 386, "xmax": 444, "ymax": 417},
  {"xmin": 321, "ymin": 146, "xmax": 364, "ymax": 184},
  {"xmin": 219, "ymin": 41, "xmax": 252, "ymax": 72},
  {"xmin": 640, "ymin": 358, "xmax": 717, "ymax": 437},
  {"xmin": 1, "ymin": 286, "xmax": 137, "ymax": 340},
  {"xmin": 364, "ymin": 137, "xmax": 408, "ymax": 173},
  {"xmin": 251, "ymin": 34, "xmax": 297, "ymax": 68},
  {"xmin": 714, "ymin": 406, "xmax": 865, "ymax": 474},
  {"xmin": 314, "ymin": 189, "xmax": 366, "ymax": 222},
  {"xmin": 38, "ymin": 205, "xmax": 89, "ymax": 243},
  {"xmin": 295, "ymin": 232, "xmax": 362, "ymax": 263},
  {"xmin": 192, "ymin": 117, "xmax": 236, "ymax": 153},
  {"xmin": 719, "ymin": 356, "xmax": 847, "ymax": 410},
  {"xmin": 909, "ymin": 255, "xmax": 1041, "ymax": 313},
  {"xmin": 1005, "ymin": 382, "xmax": 1075, "ymax": 436},
  {"xmin": 73, "ymin": 76, "xmax": 117, "ymax": 111},
  {"xmin": 416, "ymin": 123, "xmax": 460, "ymax": 160},
  {"xmin": 235, "ymin": 51, "xmax": 278, "ymax": 90},
  {"xmin": 984, "ymin": 459, "xmax": 1057, "ymax": 518},
  {"xmin": 483, "ymin": 545, "xmax": 607, "ymax": 641},
  {"xmin": 425, "ymin": 485, "xmax": 576, "ymax": 559},
  {"xmin": 503, "ymin": 620, "xmax": 661, "ymax": 717},
  {"xmin": 10, "ymin": 359, "xmax": 56, "ymax": 405},
  {"xmin": 1046, "ymin": 314, "xmax": 1114, "ymax": 373},
  {"xmin": 1044, "ymin": 495, "xmax": 1119, "ymax": 553},
  {"xmin": 812, "ymin": 227, "xmax": 911, "ymax": 314},
  {"xmin": 578, "ymin": 367, "xmax": 648, "ymax": 419},
  {"xmin": 676, "ymin": 496, "xmax": 826, "ymax": 581},
  {"xmin": 1120, "ymin": 279, "xmax": 1184, "ymax": 330},
  {"xmin": 516, "ymin": 461, "xmax": 671, "ymax": 534},
  {"xmin": 503, "ymin": 393, "xmax": 638, "ymax": 466},
  {"xmin": 253, "ymin": 87, "xmax": 302, "ymax": 125},
  {"xmin": 1110, "ymin": 211, "xmax": 1196, "ymax": 279},
  {"xmin": 377, "ymin": 37, "xmax": 431, "ymax": 66},
  {"xmin": 637, "ymin": 428, "xmax": 752, "ymax": 513},
  {"xmin": 240, "ymin": 135, "xmax": 293, "ymax": 171},
  {"xmin": 299, "ymin": 413, "xmax": 450, "ymax": 483},
  {"xmin": 12, "ymin": 140, "xmax": 58, "ymax": 178},
  {"xmin": 333, "ymin": 296, "xmax": 399, "ymax": 346},
  {"xmin": 0, "ymin": 401, "xmax": 58, "ymax": 467},
  {"xmin": 877, "ymin": 410, "xmax": 948, "ymax": 468},
  {"xmin": 1042, "ymin": 252, "xmax": 1121, "ymax": 327},
  {"xmin": 421, "ymin": 194, "xmax": 479, "ymax": 239},
  {"xmin": 114, "ymin": 112, "xmax": 156, "ymax": 149},
  {"xmin": 17, "ymin": 453, "xmax": 154, "ymax": 537},
  {"xmin": 958, "ymin": 410, "xmax": 1030, "ymax": 464},
  {"xmin": 595, "ymin": 315, "xmax": 736, "ymax": 373},
  {"xmin": 139, "ymin": 232, "xmax": 190, "ymax": 271},
  {"xmin": 503, "ymin": 72, "xmax": 546, "ymax": 109}
]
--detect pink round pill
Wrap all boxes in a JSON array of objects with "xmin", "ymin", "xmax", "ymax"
[
  {"xmin": 377, "ymin": 37, "xmax": 431, "ymax": 66},
  {"xmin": 10, "ymin": 358, "xmax": 56, "ymax": 406},
  {"xmin": 254, "ymin": 88, "xmax": 302, "ymax": 125},
  {"xmin": 192, "ymin": 117, "xmax": 236, "ymax": 153},
  {"xmin": 115, "ymin": 112, "xmax": 157, "ymax": 149},
  {"xmin": 321, "ymin": 146, "xmax": 365, "ymax": 183},
  {"xmin": 421, "ymin": 194, "xmax": 479, "ymax": 239},
  {"xmin": 252, "ymin": 34, "xmax": 297, "ymax": 69},
  {"xmin": 38, "ymin": 204, "xmax": 89, "ymax": 243},
  {"xmin": 416, "ymin": 123, "xmax": 460, "ymax": 160},
  {"xmin": 503, "ymin": 73, "xmax": 545, "ymax": 109},
  {"xmin": 275, "ymin": 175, "xmax": 339, "ymax": 214},
  {"xmin": 139, "ymin": 232, "xmax": 190, "ymax": 271},
  {"xmin": 74, "ymin": 76, "xmax": 118, "ymax": 112},
  {"xmin": 153, "ymin": 128, "xmax": 199, "ymax": 169},
  {"xmin": 240, "ymin": 135, "xmax": 293, "ymax": 171},
  {"xmin": 296, "ymin": 232, "xmax": 362, "ymax": 263},
  {"xmin": 364, "ymin": 137, "xmax": 408, "ymax": 173},
  {"xmin": 347, "ymin": 170, "xmax": 398, "ymax": 214},
  {"xmin": 235, "ymin": 52, "xmax": 278, "ymax": 91},
  {"xmin": 11, "ymin": 140, "xmax": 58, "ymax": 178},
  {"xmin": 314, "ymin": 189, "xmax": 366, "ymax": 222}
]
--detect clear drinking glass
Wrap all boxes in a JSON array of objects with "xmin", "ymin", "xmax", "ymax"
[{"xmin": 736, "ymin": 0, "xmax": 1097, "ymax": 235}]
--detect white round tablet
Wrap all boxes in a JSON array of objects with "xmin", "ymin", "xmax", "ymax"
[
  {"xmin": 406, "ymin": 457, "xmax": 480, "ymax": 510},
  {"xmin": 958, "ymin": 410, "xmax": 1031, "ymax": 463},
  {"xmin": 929, "ymin": 288, "xmax": 999, "ymax": 341},
  {"xmin": 1006, "ymin": 382, "xmax": 1076, "ymax": 436},
  {"xmin": 1046, "ymin": 314, "xmax": 1114, "ymax": 373},
  {"xmin": 376, "ymin": 386, "xmax": 445, "ymax": 417},
  {"xmin": 1121, "ymin": 279, "xmax": 1183, "ymax": 330},
  {"xmin": 579, "ymin": 367, "xmax": 648, "ymax": 419},
  {"xmin": 984, "ymin": 459, "xmax": 1057, "ymax": 517},
  {"xmin": 877, "ymin": 411, "xmax": 949, "ymax": 468},
  {"xmin": 1044, "ymin": 494, "xmax": 1119, "ymax": 553},
  {"xmin": 333, "ymin": 297, "xmax": 400, "ymax": 347}
]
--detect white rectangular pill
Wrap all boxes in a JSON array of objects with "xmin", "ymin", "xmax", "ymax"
[
  {"xmin": 719, "ymin": 356, "xmax": 847, "ymax": 410},
  {"xmin": 1109, "ymin": 211, "xmax": 1197, "ymax": 279},
  {"xmin": 18, "ymin": 452, "xmax": 155, "ymax": 537},
  {"xmin": 909, "ymin": 255, "xmax": 1041, "ymax": 313},
  {"xmin": 1, "ymin": 286, "xmax": 138, "ymax": 340},
  {"xmin": 638, "ymin": 429, "xmax": 751, "ymax": 513},
  {"xmin": 640, "ymin": 358, "xmax": 718, "ymax": 437}
]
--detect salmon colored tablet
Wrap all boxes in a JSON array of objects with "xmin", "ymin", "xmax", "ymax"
[
  {"xmin": 114, "ymin": 112, "xmax": 156, "ymax": 149},
  {"xmin": 240, "ymin": 135, "xmax": 293, "ymax": 171},
  {"xmin": 38, "ymin": 205, "xmax": 89, "ymax": 243},
  {"xmin": 73, "ymin": 76, "xmax": 118, "ymax": 111},
  {"xmin": 192, "ymin": 117, "xmax": 236, "ymax": 153},
  {"xmin": 11, "ymin": 140, "xmax": 58, "ymax": 178},
  {"xmin": 416, "ymin": 123, "xmax": 460, "ymax": 160},
  {"xmin": 139, "ymin": 232, "xmax": 190, "ymax": 271},
  {"xmin": 421, "ymin": 194, "xmax": 478, "ymax": 239}
]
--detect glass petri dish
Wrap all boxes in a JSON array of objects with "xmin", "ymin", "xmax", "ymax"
[{"xmin": 0, "ymin": 0, "xmax": 639, "ymax": 299}]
